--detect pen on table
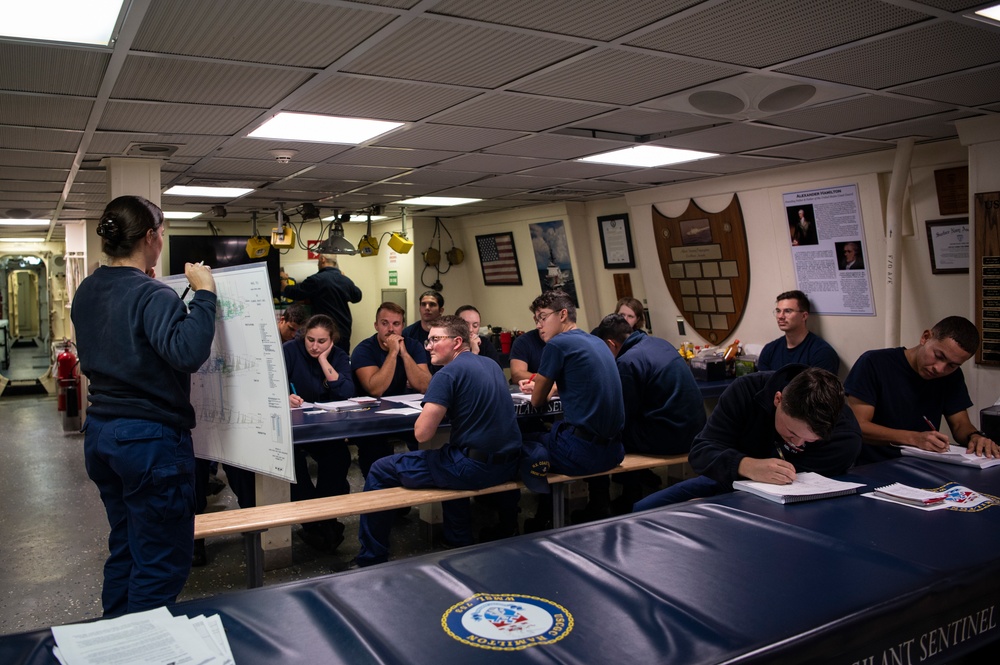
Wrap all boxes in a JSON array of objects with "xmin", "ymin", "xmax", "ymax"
[
  {"xmin": 923, "ymin": 415, "xmax": 937, "ymax": 432},
  {"xmin": 179, "ymin": 261, "xmax": 204, "ymax": 299}
]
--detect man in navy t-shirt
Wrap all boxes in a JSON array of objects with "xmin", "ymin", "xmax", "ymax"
[
  {"xmin": 356, "ymin": 316, "xmax": 521, "ymax": 565},
  {"xmin": 758, "ymin": 290, "xmax": 839, "ymax": 374},
  {"xmin": 350, "ymin": 302, "xmax": 431, "ymax": 474},
  {"xmin": 845, "ymin": 316, "xmax": 999, "ymax": 463},
  {"xmin": 518, "ymin": 291, "xmax": 624, "ymax": 529}
]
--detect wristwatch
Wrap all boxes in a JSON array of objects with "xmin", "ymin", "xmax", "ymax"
[{"xmin": 970, "ymin": 430, "xmax": 989, "ymax": 440}]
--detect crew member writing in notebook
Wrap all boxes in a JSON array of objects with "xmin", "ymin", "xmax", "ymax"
[
  {"xmin": 634, "ymin": 365, "xmax": 862, "ymax": 512},
  {"xmin": 845, "ymin": 316, "xmax": 1000, "ymax": 464}
]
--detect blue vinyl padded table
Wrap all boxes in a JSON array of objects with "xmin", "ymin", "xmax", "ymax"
[{"xmin": 5, "ymin": 457, "xmax": 999, "ymax": 664}]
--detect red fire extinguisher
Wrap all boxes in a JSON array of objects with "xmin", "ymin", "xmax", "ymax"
[{"xmin": 57, "ymin": 339, "xmax": 81, "ymax": 427}]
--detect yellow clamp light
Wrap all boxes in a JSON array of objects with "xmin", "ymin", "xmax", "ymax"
[
  {"xmin": 270, "ymin": 225, "xmax": 296, "ymax": 249},
  {"xmin": 246, "ymin": 235, "xmax": 270, "ymax": 258},
  {"xmin": 357, "ymin": 234, "xmax": 380, "ymax": 257},
  {"xmin": 388, "ymin": 232, "xmax": 413, "ymax": 254}
]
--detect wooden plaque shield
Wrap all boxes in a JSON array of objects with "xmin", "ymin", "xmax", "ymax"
[{"xmin": 652, "ymin": 196, "xmax": 750, "ymax": 345}]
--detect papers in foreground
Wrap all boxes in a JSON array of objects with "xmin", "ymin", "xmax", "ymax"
[
  {"xmin": 900, "ymin": 445, "xmax": 1000, "ymax": 469},
  {"xmin": 51, "ymin": 606, "xmax": 233, "ymax": 665}
]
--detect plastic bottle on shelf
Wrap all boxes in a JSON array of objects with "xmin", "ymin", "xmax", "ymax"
[{"xmin": 723, "ymin": 339, "xmax": 741, "ymax": 363}]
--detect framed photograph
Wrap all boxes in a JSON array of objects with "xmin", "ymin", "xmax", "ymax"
[
  {"xmin": 475, "ymin": 232, "xmax": 522, "ymax": 286},
  {"xmin": 925, "ymin": 218, "xmax": 969, "ymax": 275},
  {"xmin": 598, "ymin": 214, "xmax": 635, "ymax": 268}
]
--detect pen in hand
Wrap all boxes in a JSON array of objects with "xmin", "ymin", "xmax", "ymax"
[{"xmin": 922, "ymin": 415, "xmax": 937, "ymax": 432}]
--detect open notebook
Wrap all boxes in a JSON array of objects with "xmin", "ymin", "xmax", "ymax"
[
  {"xmin": 900, "ymin": 445, "xmax": 1000, "ymax": 469},
  {"xmin": 732, "ymin": 472, "xmax": 865, "ymax": 504}
]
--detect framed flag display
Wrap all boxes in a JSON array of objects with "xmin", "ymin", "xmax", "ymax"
[{"xmin": 475, "ymin": 232, "xmax": 522, "ymax": 286}]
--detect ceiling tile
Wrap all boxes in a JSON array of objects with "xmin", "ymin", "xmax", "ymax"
[
  {"xmin": 759, "ymin": 95, "xmax": 951, "ymax": 134},
  {"xmin": 288, "ymin": 76, "xmax": 480, "ymax": 122},
  {"xmin": 430, "ymin": 94, "xmax": 610, "ymax": 131}
]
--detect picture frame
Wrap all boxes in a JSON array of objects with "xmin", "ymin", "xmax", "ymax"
[
  {"xmin": 597, "ymin": 213, "xmax": 635, "ymax": 269},
  {"xmin": 925, "ymin": 218, "xmax": 970, "ymax": 275},
  {"xmin": 475, "ymin": 232, "xmax": 522, "ymax": 286}
]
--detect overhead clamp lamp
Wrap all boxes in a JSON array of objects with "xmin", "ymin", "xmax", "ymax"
[
  {"xmin": 246, "ymin": 211, "xmax": 270, "ymax": 258},
  {"xmin": 270, "ymin": 205, "xmax": 296, "ymax": 248},
  {"xmin": 357, "ymin": 211, "xmax": 379, "ymax": 257},
  {"xmin": 387, "ymin": 207, "xmax": 413, "ymax": 254},
  {"xmin": 315, "ymin": 213, "xmax": 357, "ymax": 255}
]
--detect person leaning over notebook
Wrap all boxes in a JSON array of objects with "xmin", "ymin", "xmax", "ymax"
[
  {"xmin": 845, "ymin": 315, "xmax": 1000, "ymax": 464},
  {"xmin": 634, "ymin": 365, "xmax": 861, "ymax": 512}
]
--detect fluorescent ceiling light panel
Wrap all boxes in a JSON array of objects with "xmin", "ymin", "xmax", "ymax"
[
  {"xmin": 249, "ymin": 112, "xmax": 404, "ymax": 144},
  {"xmin": 0, "ymin": 237, "xmax": 46, "ymax": 243},
  {"xmin": 163, "ymin": 186, "xmax": 254, "ymax": 198},
  {"xmin": 393, "ymin": 197, "xmax": 482, "ymax": 206},
  {"xmin": 0, "ymin": 220, "xmax": 49, "ymax": 226},
  {"xmin": 975, "ymin": 4, "xmax": 1000, "ymax": 22},
  {"xmin": 2, "ymin": 0, "xmax": 125, "ymax": 46},
  {"xmin": 323, "ymin": 214, "xmax": 389, "ymax": 223},
  {"xmin": 577, "ymin": 145, "xmax": 718, "ymax": 168},
  {"xmin": 164, "ymin": 212, "xmax": 203, "ymax": 220}
]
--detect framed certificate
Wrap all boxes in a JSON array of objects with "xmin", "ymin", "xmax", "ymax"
[
  {"xmin": 597, "ymin": 213, "xmax": 635, "ymax": 269},
  {"xmin": 925, "ymin": 218, "xmax": 969, "ymax": 275}
]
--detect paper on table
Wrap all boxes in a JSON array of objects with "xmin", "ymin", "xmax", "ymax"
[
  {"xmin": 732, "ymin": 472, "xmax": 864, "ymax": 504},
  {"xmin": 383, "ymin": 393, "xmax": 425, "ymax": 405},
  {"xmin": 863, "ymin": 481, "xmax": 994, "ymax": 511},
  {"xmin": 873, "ymin": 482, "xmax": 948, "ymax": 506},
  {"xmin": 376, "ymin": 406, "xmax": 423, "ymax": 415},
  {"xmin": 51, "ymin": 606, "xmax": 225, "ymax": 665},
  {"xmin": 900, "ymin": 444, "xmax": 1000, "ymax": 469}
]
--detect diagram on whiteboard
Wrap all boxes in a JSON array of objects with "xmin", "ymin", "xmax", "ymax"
[{"xmin": 162, "ymin": 263, "xmax": 294, "ymax": 481}]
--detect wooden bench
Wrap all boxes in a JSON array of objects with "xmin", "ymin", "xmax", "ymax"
[{"xmin": 194, "ymin": 452, "xmax": 688, "ymax": 588}]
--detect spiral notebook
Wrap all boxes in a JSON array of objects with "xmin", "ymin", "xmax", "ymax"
[{"xmin": 732, "ymin": 472, "xmax": 865, "ymax": 504}]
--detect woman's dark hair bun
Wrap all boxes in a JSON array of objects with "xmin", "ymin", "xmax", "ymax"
[{"xmin": 96, "ymin": 216, "xmax": 123, "ymax": 243}]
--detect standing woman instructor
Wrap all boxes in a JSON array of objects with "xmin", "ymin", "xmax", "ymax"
[{"xmin": 72, "ymin": 195, "xmax": 216, "ymax": 617}]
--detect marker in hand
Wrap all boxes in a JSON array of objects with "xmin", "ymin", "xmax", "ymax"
[{"xmin": 180, "ymin": 261, "xmax": 204, "ymax": 299}]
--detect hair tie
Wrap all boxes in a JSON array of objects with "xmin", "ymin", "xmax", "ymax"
[{"xmin": 96, "ymin": 216, "xmax": 122, "ymax": 242}]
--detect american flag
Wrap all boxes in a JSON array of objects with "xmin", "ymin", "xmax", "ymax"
[{"xmin": 477, "ymin": 233, "xmax": 521, "ymax": 284}]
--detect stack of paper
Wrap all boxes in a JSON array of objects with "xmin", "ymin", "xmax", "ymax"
[
  {"xmin": 873, "ymin": 482, "xmax": 949, "ymax": 507},
  {"xmin": 732, "ymin": 472, "xmax": 865, "ymax": 504},
  {"xmin": 51, "ymin": 606, "xmax": 234, "ymax": 665},
  {"xmin": 900, "ymin": 445, "xmax": 1000, "ymax": 469}
]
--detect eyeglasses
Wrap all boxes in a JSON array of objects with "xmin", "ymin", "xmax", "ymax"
[
  {"xmin": 424, "ymin": 335, "xmax": 457, "ymax": 347},
  {"xmin": 533, "ymin": 310, "xmax": 557, "ymax": 324},
  {"xmin": 773, "ymin": 308, "xmax": 802, "ymax": 316}
]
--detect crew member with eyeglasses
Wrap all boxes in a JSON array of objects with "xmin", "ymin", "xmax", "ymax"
[
  {"xmin": 350, "ymin": 302, "xmax": 432, "ymax": 474},
  {"xmin": 757, "ymin": 290, "xmax": 839, "ymax": 374},
  {"xmin": 517, "ymin": 290, "xmax": 625, "ymax": 531},
  {"xmin": 354, "ymin": 316, "xmax": 522, "ymax": 565}
]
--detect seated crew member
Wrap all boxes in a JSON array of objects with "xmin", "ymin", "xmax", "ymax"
[
  {"xmin": 518, "ymin": 290, "xmax": 625, "ymax": 530},
  {"xmin": 277, "ymin": 303, "xmax": 307, "ymax": 342},
  {"xmin": 351, "ymin": 302, "xmax": 432, "ymax": 471},
  {"xmin": 403, "ymin": 290, "xmax": 443, "ymax": 348},
  {"xmin": 595, "ymin": 314, "xmax": 706, "ymax": 513},
  {"xmin": 845, "ymin": 315, "xmax": 1000, "ymax": 464},
  {"xmin": 455, "ymin": 304, "xmax": 501, "ymax": 365},
  {"xmin": 634, "ymin": 365, "xmax": 862, "ymax": 512},
  {"xmin": 355, "ymin": 316, "xmax": 522, "ymax": 566},
  {"xmin": 285, "ymin": 314, "xmax": 354, "ymax": 551},
  {"xmin": 758, "ymin": 290, "xmax": 839, "ymax": 374},
  {"xmin": 615, "ymin": 297, "xmax": 646, "ymax": 332},
  {"xmin": 509, "ymin": 327, "xmax": 545, "ymax": 385}
]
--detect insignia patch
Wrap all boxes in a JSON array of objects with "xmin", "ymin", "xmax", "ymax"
[{"xmin": 442, "ymin": 593, "xmax": 573, "ymax": 651}]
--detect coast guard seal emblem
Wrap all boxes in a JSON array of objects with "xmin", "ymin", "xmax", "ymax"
[{"xmin": 442, "ymin": 593, "xmax": 573, "ymax": 651}]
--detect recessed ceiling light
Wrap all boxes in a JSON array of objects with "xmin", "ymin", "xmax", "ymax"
[
  {"xmin": 163, "ymin": 212, "xmax": 203, "ymax": 220},
  {"xmin": 322, "ymin": 214, "xmax": 389, "ymax": 223},
  {"xmin": 0, "ymin": 237, "xmax": 46, "ymax": 243},
  {"xmin": 393, "ymin": 197, "xmax": 483, "ymax": 206},
  {"xmin": 249, "ymin": 112, "xmax": 404, "ymax": 144},
  {"xmin": 975, "ymin": 4, "xmax": 1000, "ymax": 23},
  {"xmin": 1, "ymin": 0, "xmax": 125, "ymax": 46},
  {"xmin": 577, "ymin": 145, "xmax": 718, "ymax": 168},
  {"xmin": 0, "ymin": 220, "xmax": 49, "ymax": 226},
  {"xmin": 163, "ymin": 186, "xmax": 254, "ymax": 198}
]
